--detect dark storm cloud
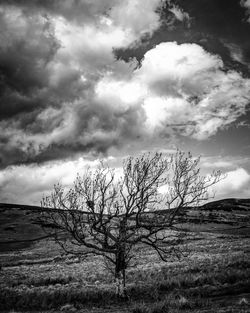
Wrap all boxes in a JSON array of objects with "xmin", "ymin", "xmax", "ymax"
[
  {"xmin": 0, "ymin": 95, "xmax": 146, "ymax": 167},
  {"xmin": 0, "ymin": 5, "xmax": 103, "ymax": 166},
  {"xmin": 0, "ymin": 0, "xmax": 166, "ymax": 169},
  {"xmin": 0, "ymin": 7, "xmax": 59, "ymax": 120},
  {"xmin": 0, "ymin": 5, "xmax": 69, "ymax": 167}
]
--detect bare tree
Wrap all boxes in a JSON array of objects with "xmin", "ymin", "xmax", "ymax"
[{"xmin": 41, "ymin": 150, "xmax": 222, "ymax": 298}]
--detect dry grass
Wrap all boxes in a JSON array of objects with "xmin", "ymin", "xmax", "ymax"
[{"xmin": 0, "ymin": 231, "xmax": 250, "ymax": 312}]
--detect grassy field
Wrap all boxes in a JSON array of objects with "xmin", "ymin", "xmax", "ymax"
[{"xmin": 0, "ymin": 200, "xmax": 250, "ymax": 312}]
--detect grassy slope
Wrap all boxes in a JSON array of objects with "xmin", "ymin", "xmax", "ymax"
[
  {"xmin": 0, "ymin": 199, "xmax": 250, "ymax": 312},
  {"xmin": 0, "ymin": 204, "xmax": 48, "ymax": 252},
  {"xmin": 1, "ymin": 199, "xmax": 250, "ymax": 251}
]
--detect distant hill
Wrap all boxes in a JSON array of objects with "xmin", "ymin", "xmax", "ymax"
[
  {"xmin": 178, "ymin": 198, "xmax": 250, "ymax": 236},
  {"xmin": 202, "ymin": 198, "xmax": 250, "ymax": 211},
  {"xmin": 0, "ymin": 198, "xmax": 250, "ymax": 252}
]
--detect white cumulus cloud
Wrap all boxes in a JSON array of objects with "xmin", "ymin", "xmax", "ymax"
[
  {"xmin": 96, "ymin": 42, "xmax": 250, "ymax": 139},
  {"xmin": 0, "ymin": 157, "xmax": 108, "ymax": 204},
  {"xmin": 212, "ymin": 168, "xmax": 250, "ymax": 197}
]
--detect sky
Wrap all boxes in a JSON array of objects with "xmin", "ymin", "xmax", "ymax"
[{"xmin": 0, "ymin": 0, "xmax": 250, "ymax": 205}]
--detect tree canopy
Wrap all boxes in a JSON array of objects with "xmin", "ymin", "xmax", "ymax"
[{"xmin": 41, "ymin": 150, "xmax": 222, "ymax": 297}]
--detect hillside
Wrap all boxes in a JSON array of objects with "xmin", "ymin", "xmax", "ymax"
[
  {"xmin": 0, "ymin": 199, "xmax": 250, "ymax": 312},
  {"xmin": 1, "ymin": 198, "xmax": 250, "ymax": 253},
  {"xmin": 0, "ymin": 203, "xmax": 49, "ymax": 252}
]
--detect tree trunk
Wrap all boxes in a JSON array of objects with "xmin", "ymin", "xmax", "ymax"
[
  {"xmin": 115, "ymin": 249, "xmax": 127, "ymax": 299},
  {"xmin": 115, "ymin": 218, "xmax": 128, "ymax": 299},
  {"xmin": 115, "ymin": 268, "xmax": 127, "ymax": 299}
]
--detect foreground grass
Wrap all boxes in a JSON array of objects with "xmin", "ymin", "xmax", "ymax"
[{"xmin": 0, "ymin": 232, "xmax": 250, "ymax": 312}]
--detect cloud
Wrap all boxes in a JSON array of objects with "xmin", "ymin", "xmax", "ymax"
[
  {"xmin": 0, "ymin": 157, "xmax": 110, "ymax": 204},
  {"xmin": 0, "ymin": 0, "xmax": 120, "ymax": 25},
  {"xmin": 241, "ymin": 0, "xmax": 250, "ymax": 21},
  {"xmin": 110, "ymin": 0, "xmax": 164, "ymax": 39},
  {"xmin": 0, "ymin": 6, "xmax": 59, "ymax": 119},
  {"xmin": 1, "ymin": 0, "xmax": 250, "ymax": 204},
  {"xmin": 97, "ymin": 42, "xmax": 250, "ymax": 139},
  {"xmin": 1, "ymin": 10, "xmax": 250, "ymax": 168},
  {"xmin": 167, "ymin": 3, "xmax": 191, "ymax": 24},
  {"xmin": 0, "ymin": 1, "xmax": 249, "ymax": 169},
  {"xmin": 213, "ymin": 168, "xmax": 250, "ymax": 197},
  {"xmin": 241, "ymin": 0, "xmax": 250, "ymax": 9},
  {"xmin": 3, "ymin": 0, "xmax": 163, "ymax": 31},
  {"xmin": 137, "ymin": 42, "xmax": 250, "ymax": 139},
  {"xmin": 0, "ymin": 0, "xmax": 164, "ymax": 168},
  {"xmin": 224, "ymin": 42, "xmax": 245, "ymax": 64},
  {"xmin": 1, "ymin": 153, "xmax": 250, "ymax": 205},
  {"xmin": 202, "ymin": 160, "xmax": 235, "ymax": 169},
  {"xmin": 200, "ymin": 157, "xmax": 250, "ymax": 199},
  {"xmin": 0, "ymin": 154, "xmax": 125, "ymax": 205}
]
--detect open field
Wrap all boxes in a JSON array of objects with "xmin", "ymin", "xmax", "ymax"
[{"xmin": 0, "ymin": 199, "xmax": 250, "ymax": 312}]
